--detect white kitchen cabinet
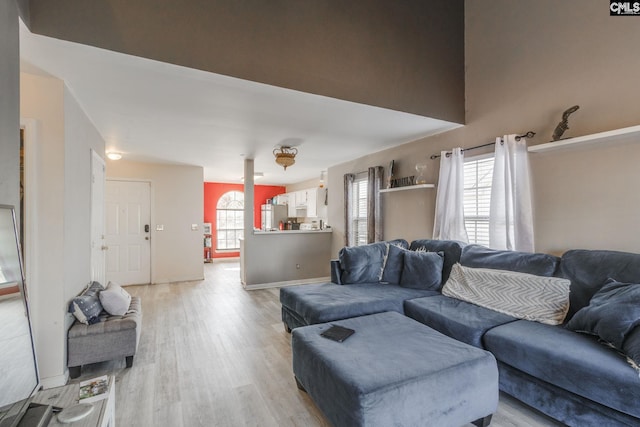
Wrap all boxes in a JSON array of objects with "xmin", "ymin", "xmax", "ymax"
[
  {"xmin": 294, "ymin": 190, "xmax": 306, "ymax": 207},
  {"xmin": 304, "ymin": 188, "xmax": 327, "ymax": 218},
  {"xmin": 286, "ymin": 192, "xmax": 297, "ymax": 217},
  {"xmin": 306, "ymin": 188, "xmax": 317, "ymax": 217},
  {"xmin": 280, "ymin": 187, "xmax": 328, "ymax": 218}
]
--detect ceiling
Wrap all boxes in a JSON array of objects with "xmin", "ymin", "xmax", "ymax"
[{"xmin": 19, "ymin": 22, "xmax": 460, "ymax": 185}]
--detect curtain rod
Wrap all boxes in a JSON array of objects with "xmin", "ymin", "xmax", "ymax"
[{"xmin": 429, "ymin": 131, "xmax": 536, "ymax": 160}]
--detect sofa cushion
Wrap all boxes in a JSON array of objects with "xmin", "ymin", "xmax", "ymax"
[
  {"xmin": 408, "ymin": 239, "xmax": 466, "ymax": 284},
  {"xmin": 381, "ymin": 243, "xmax": 405, "ymax": 284},
  {"xmin": 399, "ymin": 251, "xmax": 444, "ymax": 290},
  {"xmin": 404, "ymin": 295, "xmax": 517, "ymax": 348},
  {"xmin": 99, "ymin": 281, "xmax": 132, "ymax": 316},
  {"xmin": 68, "ymin": 281, "xmax": 105, "ymax": 325},
  {"xmin": 442, "ymin": 264, "xmax": 571, "ymax": 325},
  {"xmin": 461, "ymin": 244, "xmax": 559, "ymax": 277},
  {"xmin": 279, "ymin": 282, "xmax": 437, "ymax": 326},
  {"xmin": 484, "ymin": 320, "xmax": 640, "ymax": 418},
  {"xmin": 339, "ymin": 242, "xmax": 387, "ymax": 284},
  {"xmin": 560, "ymin": 249, "xmax": 640, "ymax": 318}
]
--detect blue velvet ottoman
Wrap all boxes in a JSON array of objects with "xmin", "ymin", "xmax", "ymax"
[{"xmin": 291, "ymin": 311, "xmax": 498, "ymax": 427}]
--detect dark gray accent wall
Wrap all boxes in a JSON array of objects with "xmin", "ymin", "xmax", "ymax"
[
  {"xmin": 16, "ymin": 0, "xmax": 29, "ymax": 25},
  {"xmin": 27, "ymin": 0, "xmax": 465, "ymax": 123},
  {"xmin": 0, "ymin": 0, "xmax": 20, "ymax": 211}
]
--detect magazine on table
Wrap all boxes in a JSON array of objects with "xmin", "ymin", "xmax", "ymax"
[{"xmin": 78, "ymin": 375, "xmax": 110, "ymax": 403}]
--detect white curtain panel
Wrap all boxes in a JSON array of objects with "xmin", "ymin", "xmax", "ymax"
[
  {"xmin": 489, "ymin": 135, "xmax": 534, "ymax": 252},
  {"xmin": 433, "ymin": 147, "xmax": 469, "ymax": 242}
]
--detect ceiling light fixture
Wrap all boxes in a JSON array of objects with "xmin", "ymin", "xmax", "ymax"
[
  {"xmin": 106, "ymin": 152, "xmax": 122, "ymax": 160},
  {"xmin": 273, "ymin": 146, "xmax": 297, "ymax": 170}
]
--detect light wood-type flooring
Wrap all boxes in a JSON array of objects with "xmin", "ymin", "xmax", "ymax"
[{"xmin": 78, "ymin": 260, "xmax": 562, "ymax": 427}]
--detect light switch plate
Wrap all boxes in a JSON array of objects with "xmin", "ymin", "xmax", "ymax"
[
  {"xmin": 156, "ymin": 224, "xmax": 164, "ymax": 231},
  {"xmin": 191, "ymin": 224, "xmax": 198, "ymax": 231}
]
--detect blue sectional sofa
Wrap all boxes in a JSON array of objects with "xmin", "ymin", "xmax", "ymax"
[{"xmin": 279, "ymin": 239, "xmax": 640, "ymax": 426}]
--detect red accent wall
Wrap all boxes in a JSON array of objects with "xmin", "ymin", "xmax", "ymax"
[{"xmin": 203, "ymin": 182, "xmax": 286, "ymax": 259}]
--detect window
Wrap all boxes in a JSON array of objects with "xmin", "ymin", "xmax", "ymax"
[
  {"xmin": 351, "ymin": 174, "xmax": 368, "ymax": 246},
  {"xmin": 216, "ymin": 191, "xmax": 244, "ymax": 250},
  {"xmin": 464, "ymin": 156, "xmax": 494, "ymax": 246}
]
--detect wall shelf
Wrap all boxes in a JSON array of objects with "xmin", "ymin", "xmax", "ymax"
[
  {"xmin": 528, "ymin": 124, "xmax": 640, "ymax": 153},
  {"xmin": 379, "ymin": 183, "xmax": 435, "ymax": 193}
]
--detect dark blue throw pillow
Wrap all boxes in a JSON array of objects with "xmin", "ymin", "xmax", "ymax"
[
  {"xmin": 381, "ymin": 243, "xmax": 405, "ymax": 284},
  {"xmin": 399, "ymin": 251, "xmax": 444, "ymax": 290},
  {"xmin": 68, "ymin": 281, "xmax": 105, "ymax": 325},
  {"xmin": 566, "ymin": 278, "xmax": 640, "ymax": 350},
  {"xmin": 339, "ymin": 242, "xmax": 387, "ymax": 284}
]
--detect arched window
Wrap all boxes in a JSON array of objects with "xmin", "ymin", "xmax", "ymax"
[{"xmin": 216, "ymin": 191, "xmax": 244, "ymax": 250}]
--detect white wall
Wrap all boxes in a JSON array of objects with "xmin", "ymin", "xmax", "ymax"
[
  {"xmin": 20, "ymin": 72, "xmax": 66, "ymax": 384},
  {"xmin": 285, "ymin": 177, "xmax": 321, "ymax": 193},
  {"xmin": 328, "ymin": 0, "xmax": 640, "ymax": 257},
  {"xmin": 62, "ymin": 84, "xmax": 106, "ymax": 309},
  {"xmin": 106, "ymin": 160, "xmax": 204, "ymax": 284},
  {"xmin": 20, "ymin": 71, "xmax": 105, "ymax": 386}
]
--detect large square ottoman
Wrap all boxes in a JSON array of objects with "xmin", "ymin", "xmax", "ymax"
[{"xmin": 291, "ymin": 311, "xmax": 498, "ymax": 427}]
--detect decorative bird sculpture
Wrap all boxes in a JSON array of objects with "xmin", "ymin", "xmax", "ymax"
[{"xmin": 552, "ymin": 105, "xmax": 580, "ymax": 141}]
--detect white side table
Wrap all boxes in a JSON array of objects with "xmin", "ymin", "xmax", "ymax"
[{"xmin": 30, "ymin": 376, "xmax": 115, "ymax": 427}]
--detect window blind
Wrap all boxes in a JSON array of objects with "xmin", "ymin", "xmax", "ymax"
[
  {"xmin": 351, "ymin": 176, "xmax": 368, "ymax": 246},
  {"xmin": 464, "ymin": 157, "xmax": 494, "ymax": 246}
]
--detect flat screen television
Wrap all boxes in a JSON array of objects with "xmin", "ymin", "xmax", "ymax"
[{"xmin": 0, "ymin": 205, "xmax": 42, "ymax": 426}]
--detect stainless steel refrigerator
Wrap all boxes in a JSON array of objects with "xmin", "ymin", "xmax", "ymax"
[{"xmin": 261, "ymin": 204, "xmax": 287, "ymax": 230}]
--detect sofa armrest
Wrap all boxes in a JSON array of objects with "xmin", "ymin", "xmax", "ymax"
[{"xmin": 330, "ymin": 259, "xmax": 343, "ymax": 284}]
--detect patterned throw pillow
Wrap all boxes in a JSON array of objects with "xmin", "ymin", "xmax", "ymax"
[
  {"xmin": 68, "ymin": 281, "xmax": 105, "ymax": 324},
  {"xmin": 99, "ymin": 281, "xmax": 132, "ymax": 316},
  {"xmin": 442, "ymin": 263, "xmax": 571, "ymax": 325}
]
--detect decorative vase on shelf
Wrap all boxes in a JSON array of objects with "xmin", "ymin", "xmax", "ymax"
[{"xmin": 415, "ymin": 163, "xmax": 427, "ymax": 185}]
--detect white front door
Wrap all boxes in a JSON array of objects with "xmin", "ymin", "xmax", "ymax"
[
  {"xmin": 90, "ymin": 150, "xmax": 106, "ymax": 284},
  {"xmin": 105, "ymin": 180, "xmax": 151, "ymax": 285}
]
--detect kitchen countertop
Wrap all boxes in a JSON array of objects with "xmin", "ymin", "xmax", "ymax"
[{"xmin": 253, "ymin": 229, "xmax": 332, "ymax": 235}]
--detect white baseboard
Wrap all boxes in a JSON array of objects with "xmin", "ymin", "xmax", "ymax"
[
  {"xmin": 149, "ymin": 275, "xmax": 205, "ymax": 285},
  {"xmin": 41, "ymin": 371, "xmax": 68, "ymax": 389},
  {"xmin": 244, "ymin": 276, "xmax": 331, "ymax": 291},
  {"xmin": 211, "ymin": 257, "xmax": 240, "ymax": 262}
]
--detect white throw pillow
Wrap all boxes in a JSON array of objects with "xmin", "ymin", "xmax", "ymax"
[
  {"xmin": 442, "ymin": 263, "xmax": 571, "ymax": 325},
  {"xmin": 99, "ymin": 281, "xmax": 132, "ymax": 316}
]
